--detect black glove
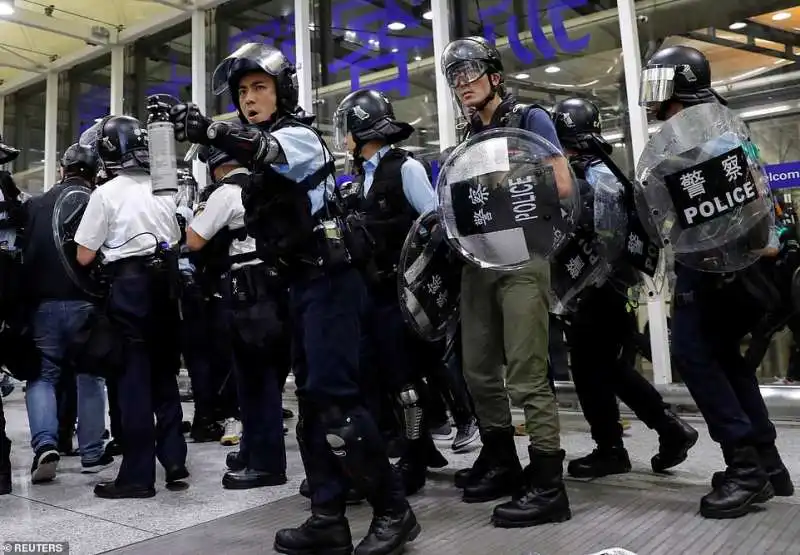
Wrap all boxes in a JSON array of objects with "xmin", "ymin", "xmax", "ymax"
[
  {"xmin": 207, "ymin": 122, "xmax": 284, "ymax": 168},
  {"xmin": 169, "ymin": 103, "xmax": 212, "ymax": 144}
]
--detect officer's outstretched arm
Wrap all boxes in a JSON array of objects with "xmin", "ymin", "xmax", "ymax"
[{"xmin": 206, "ymin": 122, "xmax": 286, "ymax": 169}]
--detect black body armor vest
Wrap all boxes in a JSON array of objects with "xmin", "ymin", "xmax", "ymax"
[
  {"xmin": 241, "ymin": 116, "xmax": 335, "ymax": 271},
  {"xmin": 356, "ymin": 148, "xmax": 417, "ymax": 279}
]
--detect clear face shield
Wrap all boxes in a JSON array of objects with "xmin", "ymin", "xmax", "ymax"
[
  {"xmin": 211, "ymin": 42, "xmax": 288, "ymax": 96},
  {"xmin": 639, "ymin": 66, "xmax": 677, "ymax": 107},
  {"xmin": 332, "ymin": 108, "xmax": 352, "ymax": 153},
  {"xmin": 444, "ymin": 60, "xmax": 490, "ymax": 121}
]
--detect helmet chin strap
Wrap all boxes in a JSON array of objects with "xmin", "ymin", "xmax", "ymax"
[{"xmin": 472, "ymin": 72, "xmax": 502, "ymax": 116}]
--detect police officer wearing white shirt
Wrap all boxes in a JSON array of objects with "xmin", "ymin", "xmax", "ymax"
[
  {"xmin": 169, "ymin": 42, "xmax": 419, "ymax": 555},
  {"xmin": 186, "ymin": 145, "xmax": 287, "ymax": 490},
  {"xmin": 74, "ymin": 115, "xmax": 188, "ymax": 499}
]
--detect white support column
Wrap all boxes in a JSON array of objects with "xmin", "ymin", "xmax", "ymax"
[
  {"xmin": 431, "ymin": 0, "xmax": 456, "ymax": 150},
  {"xmin": 0, "ymin": 96, "xmax": 5, "ymax": 137},
  {"xmin": 110, "ymin": 46, "xmax": 125, "ymax": 115},
  {"xmin": 191, "ymin": 9, "xmax": 208, "ymax": 190},
  {"xmin": 294, "ymin": 0, "xmax": 313, "ymax": 113},
  {"xmin": 617, "ymin": 0, "xmax": 672, "ymax": 385},
  {"xmin": 44, "ymin": 72, "xmax": 59, "ymax": 190}
]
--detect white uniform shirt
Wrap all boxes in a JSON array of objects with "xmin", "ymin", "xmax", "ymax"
[
  {"xmin": 74, "ymin": 171, "xmax": 180, "ymax": 264},
  {"xmin": 189, "ymin": 169, "xmax": 261, "ymax": 269}
]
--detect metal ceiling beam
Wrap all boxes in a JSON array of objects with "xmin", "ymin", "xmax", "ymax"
[
  {"xmin": 0, "ymin": 61, "xmax": 45, "ymax": 73},
  {"xmin": 141, "ymin": 0, "xmax": 193, "ymax": 9},
  {"xmin": 3, "ymin": 7, "xmax": 115, "ymax": 46},
  {"xmin": 736, "ymin": 20, "xmax": 800, "ymax": 47},
  {"xmin": 684, "ymin": 30, "xmax": 797, "ymax": 61}
]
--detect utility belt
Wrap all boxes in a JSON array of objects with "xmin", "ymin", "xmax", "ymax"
[
  {"xmin": 106, "ymin": 246, "xmax": 181, "ymax": 299},
  {"xmin": 223, "ymin": 261, "xmax": 287, "ymax": 351},
  {"xmin": 225, "ymin": 261, "xmax": 285, "ymax": 304}
]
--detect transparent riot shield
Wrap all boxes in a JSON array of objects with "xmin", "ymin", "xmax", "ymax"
[
  {"xmin": 635, "ymin": 103, "xmax": 774, "ymax": 273},
  {"xmin": 52, "ymin": 184, "xmax": 104, "ymax": 298},
  {"xmin": 437, "ymin": 128, "xmax": 580, "ymax": 271},
  {"xmin": 549, "ymin": 225, "xmax": 613, "ymax": 315},
  {"xmin": 586, "ymin": 162, "xmax": 628, "ymax": 263},
  {"xmin": 398, "ymin": 211, "xmax": 461, "ymax": 341}
]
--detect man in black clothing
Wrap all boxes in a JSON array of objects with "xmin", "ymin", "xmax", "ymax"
[{"xmin": 22, "ymin": 143, "xmax": 113, "ymax": 483}]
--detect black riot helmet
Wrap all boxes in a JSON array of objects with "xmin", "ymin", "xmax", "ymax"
[
  {"xmin": 197, "ymin": 145, "xmax": 237, "ymax": 179},
  {"xmin": 333, "ymin": 89, "xmax": 414, "ymax": 154},
  {"xmin": 79, "ymin": 115, "xmax": 149, "ymax": 180},
  {"xmin": 211, "ymin": 42, "xmax": 299, "ymax": 124},
  {"xmin": 640, "ymin": 45, "xmax": 727, "ymax": 120},
  {"xmin": 441, "ymin": 36, "xmax": 505, "ymax": 111},
  {"xmin": 60, "ymin": 142, "xmax": 98, "ymax": 182},
  {"xmin": 0, "ymin": 132, "xmax": 20, "ymax": 165},
  {"xmin": 552, "ymin": 98, "xmax": 612, "ymax": 154}
]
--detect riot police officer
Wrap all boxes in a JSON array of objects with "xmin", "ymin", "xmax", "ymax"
[
  {"xmin": 74, "ymin": 115, "xmax": 188, "ymax": 499},
  {"xmin": 551, "ymin": 98, "xmax": 699, "ymax": 478},
  {"xmin": 333, "ymin": 88, "xmax": 449, "ymax": 495},
  {"xmin": 22, "ymin": 143, "xmax": 113, "ymax": 483},
  {"xmin": 639, "ymin": 45, "xmax": 793, "ymax": 518},
  {"xmin": 440, "ymin": 36, "xmax": 572, "ymax": 528},
  {"xmin": 0, "ymin": 132, "xmax": 21, "ymax": 495},
  {"xmin": 169, "ymin": 43, "xmax": 419, "ymax": 554},
  {"xmin": 186, "ymin": 145, "xmax": 287, "ymax": 489}
]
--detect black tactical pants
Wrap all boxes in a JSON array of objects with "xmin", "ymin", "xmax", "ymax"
[
  {"xmin": 107, "ymin": 260, "xmax": 186, "ymax": 487},
  {"xmin": 566, "ymin": 284, "xmax": 670, "ymax": 448}
]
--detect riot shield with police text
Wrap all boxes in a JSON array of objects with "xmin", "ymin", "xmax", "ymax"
[
  {"xmin": 635, "ymin": 103, "xmax": 774, "ymax": 273},
  {"xmin": 52, "ymin": 184, "xmax": 104, "ymax": 298},
  {"xmin": 550, "ymin": 225, "xmax": 612, "ymax": 315},
  {"xmin": 398, "ymin": 210, "xmax": 461, "ymax": 341},
  {"xmin": 437, "ymin": 128, "xmax": 580, "ymax": 271}
]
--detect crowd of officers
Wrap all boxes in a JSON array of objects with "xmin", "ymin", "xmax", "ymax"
[{"xmin": 0, "ymin": 33, "xmax": 794, "ymax": 555}]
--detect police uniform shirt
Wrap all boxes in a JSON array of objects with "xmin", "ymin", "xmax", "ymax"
[
  {"xmin": 363, "ymin": 146, "xmax": 437, "ymax": 215},
  {"xmin": 522, "ymin": 108, "xmax": 563, "ymax": 151},
  {"xmin": 74, "ymin": 172, "xmax": 180, "ymax": 263},
  {"xmin": 270, "ymin": 126, "xmax": 335, "ymax": 215},
  {"xmin": 0, "ymin": 188, "xmax": 17, "ymax": 251},
  {"xmin": 189, "ymin": 168, "xmax": 261, "ymax": 270}
]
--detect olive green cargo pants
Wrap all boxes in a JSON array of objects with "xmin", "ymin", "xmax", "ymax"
[{"xmin": 460, "ymin": 256, "xmax": 560, "ymax": 451}]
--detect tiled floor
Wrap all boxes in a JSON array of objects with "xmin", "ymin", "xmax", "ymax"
[{"xmin": 1, "ymin": 382, "xmax": 798, "ymax": 554}]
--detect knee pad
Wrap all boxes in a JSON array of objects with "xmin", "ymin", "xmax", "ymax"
[
  {"xmin": 320, "ymin": 405, "xmax": 382, "ymax": 493},
  {"xmin": 398, "ymin": 384, "xmax": 424, "ymax": 440}
]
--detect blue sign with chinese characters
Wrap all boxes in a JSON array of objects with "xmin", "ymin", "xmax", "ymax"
[{"xmin": 766, "ymin": 161, "xmax": 800, "ymax": 190}]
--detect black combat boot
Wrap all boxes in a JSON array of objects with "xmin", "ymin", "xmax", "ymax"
[
  {"xmin": 492, "ymin": 447, "xmax": 572, "ymax": 528},
  {"xmin": 0, "ymin": 435, "xmax": 11, "ymax": 495},
  {"xmin": 462, "ymin": 428, "xmax": 522, "ymax": 503},
  {"xmin": 274, "ymin": 502, "xmax": 353, "ymax": 555},
  {"xmin": 711, "ymin": 442, "xmax": 794, "ymax": 497},
  {"xmin": 354, "ymin": 501, "xmax": 421, "ymax": 555},
  {"xmin": 454, "ymin": 430, "xmax": 491, "ymax": 489},
  {"xmin": 651, "ymin": 409, "xmax": 699, "ymax": 472},
  {"xmin": 701, "ymin": 445, "xmax": 773, "ymax": 519},
  {"xmin": 567, "ymin": 445, "xmax": 631, "ymax": 478},
  {"xmin": 395, "ymin": 434, "xmax": 448, "ymax": 496}
]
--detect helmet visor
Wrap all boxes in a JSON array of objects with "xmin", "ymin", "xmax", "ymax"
[
  {"xmin": 333, "ymin": 109, "xmax": 351, "ymax": 152},
  {"xmin": 445, "ymin": 60, "xmax": 489, "ymax": 88},
  {"xmin": 212, "ymin": 43, "xmax": 291, "ymax": 96},
  {"xmin": 79, "ymin": 121, "xmax": 103, "ymax": 150},
  {"xmin": 639, "ymin": 66, "xmax": 676, "ymax": 105}
]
